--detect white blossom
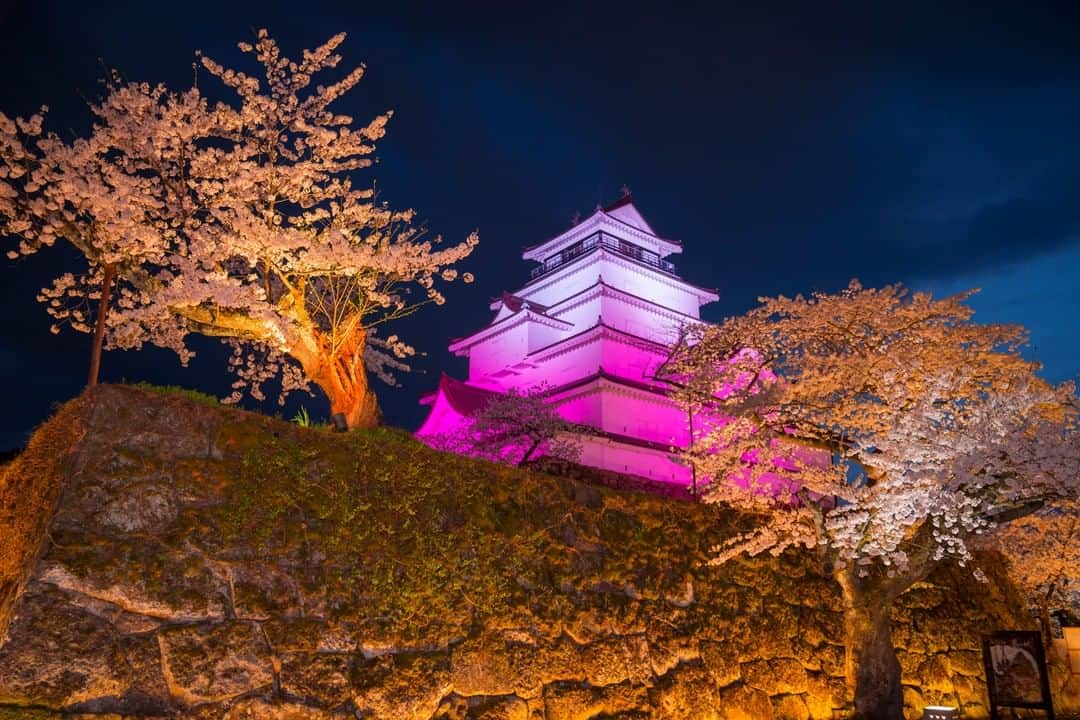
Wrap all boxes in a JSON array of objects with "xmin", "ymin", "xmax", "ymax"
[{"xmin": 1, "ymin": 31, "xmax": 478, "ymax": 427}]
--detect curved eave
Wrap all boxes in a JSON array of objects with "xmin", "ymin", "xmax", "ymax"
[
  {"xmin": 416, "ymin": 374, "xmax": 501, "ymax": 435},
  {"xmin": 518, "ymin": 247, "xmax": 719, "ymax": 303},
  {"xmin": 521, "ymin": 210, "xmax": 682, "ymax": 262},
  {"xmin": 448, "ymin": 308, "xmax": 575, "ymax": 355},
  {"xmin": 526, "ymin": 320, "xmax": 670, "ymax": 362},
  {"xmin": 546, "ymin": 367, "xmax": 674, "ymax": 402}
]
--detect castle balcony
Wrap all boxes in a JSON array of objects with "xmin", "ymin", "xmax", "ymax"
[{"xmin": 529, "ymin": 230, "xmax": 677, "ymax": 281}]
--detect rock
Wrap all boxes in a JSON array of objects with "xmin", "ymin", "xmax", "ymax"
[
  {"xmin": 716, "ymin": 683, "xmax": 774, "ymax": 720},
  {"xmin": 222, "ymin": 697, "xmax": 336, "ymax": 719},
  {"xmin": 231, "ymin": 562, "xmax": 301, "ymax": 620},
  {"xmin": 700, "ymin": 640, "xmax": 742, "ymax": 687},
  {"xmin": 650, "ymin": 662, "xmax": 721, "ymax": 719},
  {"xmin": 542, "ymin": 681, "xmax": 648, "ymax": 720},
  {"xmin": 451, "ymin": 635, "xmax": 516, "ymax": 697},
  {"xmin": 803, "ymin": 673, "xmax": 847, "ymax": 720},
  {"xmin": 158, "ymin": 621, "xmax": 274, "ymax": 704},
  {"xmin": 743, "ymin": 658, "xmax": 809, "ymax": 695},
  {"xmin": 513, "ymin": 635, "xmax": 583, "ymax": 694},
  {"xmin": 916, "ymin": 654, "xmax": 953, "ymax": 694},
  {"xmin": 647, "ymin": 627, "xmax": 700, "ymax": 676},
  {"xmin": 95, "ymin": 482, "xmax": 178, "ymax": 534},
  {"xmin": 948, "ymin": 649, "xmax": 984, "ymax": 677},
  {"xmin": 38, "ymin": 545, "xmax": 228, "ymax": 624},
  {"xmin": 772, "ymin": 693, "xmax": 810, "ymax": 720},
  {"xmin": 280, "ymin": 651, "xmax": 352, "ymax": 706},
  {"xmin": 468, "ymin": 695, "xmax": 531, "ymax": 720},
  {"xmin": 0, "ymin": 584, "xmax": 127, "ymax": 709},
  {"xmin": 352, "ymin": 650, "xmax": 452, "ymax": 720},
  {"xmin": 580, "ymin": 634, "xmax": 652, "ymax": 687}
]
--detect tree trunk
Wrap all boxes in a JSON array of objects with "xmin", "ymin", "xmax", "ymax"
[
  {"xmin": 327, "ymin": 379, "xmax": 380, "ymax": 430},
  {"xmin": 306, "ymin": 351, "xmax": 380, "ymax": 430},
  {"xmin": 517, "ymin": 437, "xmax": 544, "ymax": 467},
  {"xmin": 87, "ymin": 262, "xmax": 116, "ymax": 388},
  {"xmin": 838, "ymin": 572, "xmax": 904, "ymax": 720}
]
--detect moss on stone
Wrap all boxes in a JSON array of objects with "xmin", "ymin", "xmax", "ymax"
[{"xmin": 1, "ymin": 385, "xmax": 1074, "ymax": 718}]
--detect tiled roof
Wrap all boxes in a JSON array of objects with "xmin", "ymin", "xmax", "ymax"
[
  {"xmin": 496, "ymin": 291, "xmax": 550, "ymax": 314},
  {"xmin": 434, "ymin": 373, "xmax": 501, "ymax": 416},
  {"xmin": 603, "ymin": 193, "xmax": 635, "ymax": 212}
]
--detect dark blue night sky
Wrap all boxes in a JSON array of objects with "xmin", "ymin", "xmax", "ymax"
[{"xmin": 1, "ymin": 1, "xmax": 1078, "ymax": 450}]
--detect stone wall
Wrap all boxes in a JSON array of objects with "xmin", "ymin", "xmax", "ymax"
[{"xmin": 0, "ymin": 385, "xmax": 1075, "ymax": 719}]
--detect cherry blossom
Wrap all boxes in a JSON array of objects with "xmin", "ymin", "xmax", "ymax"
[
  {"xmin": 660, "ymin": 281, "xmax": 1080, "ymax": 719},
  {"xmin": 423, "ymin": 384, "xmax": 583, "ymax": 468},
  {"xmin": 1, "ymin": 31, "xmax": 477, "ymax": 427}
]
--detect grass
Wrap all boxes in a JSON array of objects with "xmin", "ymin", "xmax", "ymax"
[{"xmin": 130, "ymin": 381, "xmax": 220, "ymax": 406}]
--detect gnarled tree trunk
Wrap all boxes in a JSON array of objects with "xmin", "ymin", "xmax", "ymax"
[
  {"xmin": 323, "ymin": 370, "xmax": 380, "ymax": 430},
  {"xmin": 299, "ymin": 329, "xmax": 381, "ymax": 430},
  {"xmin": 837, "ymin": 569, "xmax": 904, "ymax": 720}
]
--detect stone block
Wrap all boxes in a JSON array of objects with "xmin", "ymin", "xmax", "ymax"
[
  {"xmin": 158, "ymin": 621, "xmax": 273, "ymax": 705},
  {"xmin": 280, "ymin": 652, "xmax": 352, "ymax": 706},
  {"xmin": 580, "ymin": 634, "xmax": 653, "ymax": 687},
  {"xmin": 742, "ymin": 657, "xmax": 809, "ymax": 695},
  {"xmin": 700, "ymin": 640, "xmax": 742, "ymax": 687},
  {"xmin": 772, "ymin": 693, "xmax": 810, "ymax": 720},
  {"xmin": 649, "ymin": 662, "xmax": 721, "ymax": 719},
  {"xmin": 543, "ymin": 681, "xmax": 649, "ymax": 720},
  {"xmin": 351, "ymin": 650, "xmax": 453, "ymax": 720},
  {"xmin": 715, "ymin": 683, "xmax": 774, "ymax": 720}
]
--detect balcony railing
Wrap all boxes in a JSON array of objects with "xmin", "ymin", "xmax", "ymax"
[{"xmin": 529, "ymin": 231, "xmax": 676, "ymax": 280}]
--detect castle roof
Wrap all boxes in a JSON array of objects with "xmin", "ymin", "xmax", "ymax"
[
  {"xmin": 521, "ymin": 196, "xmax": 682, "ymax": 262},
  {"xmin": 420, "ymin": 367, "xmax": 672, "ymax": 411},
  {"xmin": 419, "ymin": 373, "xmax": 500, "ymax": 415},
  {"xmin": 600, "ymin": 193, "xmax": 657, "ymax": 235},
  {"xmin": 488, "ymin": 291, "xmax": 550, "ymax": 314}
]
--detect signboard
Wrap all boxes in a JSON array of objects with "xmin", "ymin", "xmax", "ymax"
[{"xmin": 982, "ymin": 631, "xmax": 1055, "ymax": 720}]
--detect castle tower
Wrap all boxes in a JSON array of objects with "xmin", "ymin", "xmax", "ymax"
[{"xmin": 416, "ymin": 195, "xmax": 717, "ymax": 485}]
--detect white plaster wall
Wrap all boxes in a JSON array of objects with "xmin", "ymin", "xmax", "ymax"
[
  {"xmin": 508, "ymin": 341, "xmax": 603, "ymax": 390},
  {"xmin": 519, "ymin": 253, "xmax": 705, "ymax": 318},
  {"xmin": 598, "ymin": 339, "xmax": 667, "ymax": 383},
  {"xmin": 592, "ymin": 258, "xmax": 703, "ymax": 317},
  {"xmin": 466, "ymin": 323, "xmax": 529, "ymax": 382},
  {"xmin": 577, "ymin": 436, "xmax": 691, "ymax": 484},
  {"xmin": 527, "ymin": 321, "xmax": 571, "ymax": 354},
  {"xmin": 553, "ymin": 390, "xmax": 603, "ymax": 427},
  {"xmin": 596, "ymin": 391, "xmax": 689, "ymax": 446},
  {"xmin": 598, "ymin": 293, "xmax": 686, "ymax": 345},
  {"xmin": 548, "ymin": 293, "xmax": 603, "ymax": 334}
]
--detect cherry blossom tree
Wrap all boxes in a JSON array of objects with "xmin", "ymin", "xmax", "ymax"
[
  {"xmin": 981, "ymin": 499, "xmax": 1080, "ymax": 640},
  {"xmin": 1, "ymin": 31, "xmax": 477, "ymax": 427},
  {"xmin": 659, "ymin": 281, "xmax": 1080, "ymax": 720},
  {"xmin": 0, "ymin": 89, "xmax": 174, "ymax": 386},
  {"xmin": 424, "ymin": 385, "xmax": 583, "ymax": 467}
]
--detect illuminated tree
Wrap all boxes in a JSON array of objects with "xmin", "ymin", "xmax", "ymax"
[
  {"xmin": 660, "ymin": 282, "xmax": 1080, "ymax": 720},
  {"xmin": 982, "ymin": 499, "xmax": 1080, "ymax": 640},
  {"xmin": 0, "ymin": 96, "xmax": 172, "ymax": 386},
  {"xmin": 425, "ymin": 385, "xmax": 583, "ymax": 467},
  {"xmin": 0, "ymin": 31, "xmax": 477, "ymax": 427}
]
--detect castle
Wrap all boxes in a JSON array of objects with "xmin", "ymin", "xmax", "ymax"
[{"xmin": 416, "ymin": 196, "xmax": 717, "ymax": 486}]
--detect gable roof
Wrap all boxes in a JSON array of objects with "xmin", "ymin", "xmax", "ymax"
[
  {"xmin": 521, "ymin": 195, "xmax": 681, "ymax": 261},
  {"xmin": 602, "ymin": 194, "xmax": 656, "ymax": 235}
]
